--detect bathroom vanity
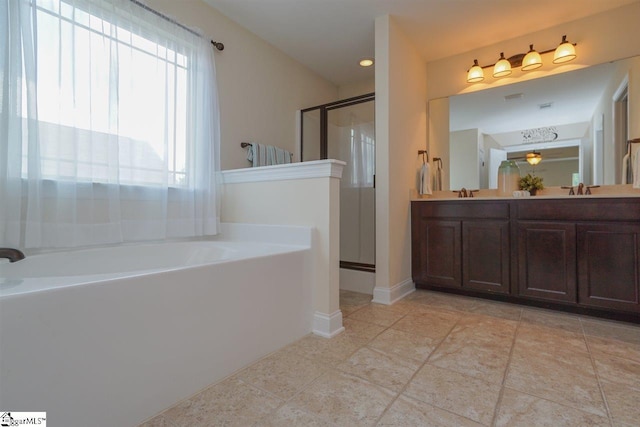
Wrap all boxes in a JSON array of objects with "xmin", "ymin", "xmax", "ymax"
[{"xmin": 411, "ymin": 196, "xmax": 640, "ymax": 322}]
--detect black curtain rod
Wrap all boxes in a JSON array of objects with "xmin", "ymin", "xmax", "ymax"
[{"xmin": 129, "ymin": 0, "xmax": 224, "ymax": 51}]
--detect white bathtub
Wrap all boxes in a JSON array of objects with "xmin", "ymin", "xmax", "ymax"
[{"xmin": 0, "ymin": 223, "xmax": 314, "ymax": 427}]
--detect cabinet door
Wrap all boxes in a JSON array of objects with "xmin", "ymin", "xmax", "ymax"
[
  {"xmin": 517, "ymin": 222, "xmax": 577, "ymax": 303},
  {"xmin": 577, "ymin": 224, "xmax": 640, "ymax": 312},
  {"xmin": 414, "ymin": 219, "xmax": 461, "ymax": 288},
  {"xmin": 463, "ymin": 220, "xmax": 510, "ymax": 294}
]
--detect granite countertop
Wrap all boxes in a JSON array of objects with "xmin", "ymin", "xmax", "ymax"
[{"xmin": 411, "ymin": 184, "xmax": 640, "ymax": 201}]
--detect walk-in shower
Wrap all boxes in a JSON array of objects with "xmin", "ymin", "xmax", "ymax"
[{"xmin": 301, "ymin": 93, "xmax": 375, "ymax": 292}]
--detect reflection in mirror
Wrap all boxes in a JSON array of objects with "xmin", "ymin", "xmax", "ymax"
[{"xmin": 446, "ymin": 56, "xmax": 640, "ymax": 191}]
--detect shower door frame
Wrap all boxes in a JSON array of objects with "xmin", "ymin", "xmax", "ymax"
[{"xmin": 300, "ymin": 92, "xmax": 376, "ymax": 273}]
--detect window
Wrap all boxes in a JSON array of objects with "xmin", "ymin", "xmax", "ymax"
[
  {"xmin": 24, "ymin": 0, "xmax": 196, "ymax": 186},
  {"xmin": 2, "ymin": 0, "xmax": 220, "ymax": 249}
]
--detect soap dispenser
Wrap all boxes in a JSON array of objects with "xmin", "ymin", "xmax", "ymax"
[{"xmin": 497, "ymin": 160, "xmax": 520, "ymax": 197}]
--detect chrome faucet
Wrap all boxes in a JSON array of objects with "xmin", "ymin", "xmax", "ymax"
[{"xmin": 0, "ymin": 248, "xmax": 26, "ymax": 263}]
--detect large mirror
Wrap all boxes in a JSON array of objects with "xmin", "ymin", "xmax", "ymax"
[{"xmin": 442, "ymin": 55, "xmax": 640, "ymax": 191}]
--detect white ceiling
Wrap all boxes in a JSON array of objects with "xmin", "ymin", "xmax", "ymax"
[{"xmin": 203, "ymin": 0, "xmax": 638, "ymax": 86}]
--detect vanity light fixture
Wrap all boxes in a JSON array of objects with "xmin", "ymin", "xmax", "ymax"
[
  {"xmin": 521, "ymin": 45, "xmax": 543, "ymax": 71},
  {"xmin": 467, "ymin": 59, "xmax": 485, "ymax": 83},
  {"xmin": 526, "ymin": 151, "xmax": 542, "ymax": 166},
  {"xmin": 359, "ymin": 58, "xmax": 374, "ymax": 67},
  {"xmin": 466, "ymin": 35, "xmax": 577, "ymax": 83},
  {"xmin": 553, "ymin": 35, "xmax": 577, "ymax": 64},
  {"xmin": 493, "ymin": 52, "xmax": 512, "ymax": 78}
]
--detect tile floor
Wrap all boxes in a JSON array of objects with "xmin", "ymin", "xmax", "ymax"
[{"xmin": 139, "ymin": 289, "xmax": 640, "ymax": 426}]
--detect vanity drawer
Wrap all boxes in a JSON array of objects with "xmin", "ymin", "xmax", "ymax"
[
  {"xmin": 515, "ymin": 198, "xmax": 640, "ymax": 222},
  {"xmin": 413, "ymin": 200, "xmax": 510, "ymax": 220}
]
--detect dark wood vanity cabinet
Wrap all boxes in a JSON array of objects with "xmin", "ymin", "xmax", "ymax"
[
  {"xmin": 577, "ymin": 223, "xmax": 640, "ymax": 312},
  {"xmin": 517, "ymin": 221, "xmax": 577, "ymax": 303},
  {"xmin": 412, "ymin": 197, "xmax": 640, "ymax": 321},
  {"xmin": 412, "ymin": 219, "xmax": 461, "ymax": 288},
  {"xmin": 463, "ymin": 220, "xmax": 510, "ymax": 294},
  {"xmin": 411, "ymin": 201, "xmax": 511, "ymax": 295}
]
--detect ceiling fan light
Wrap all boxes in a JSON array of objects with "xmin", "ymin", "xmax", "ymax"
[
  {"xmin": 526, "ymin": 151, "xmax": 542, "ymax": 165},
  {"xmin": 553, "ymin": 35, "xmax": 577, "ymax": 64},
  {"xmin": 467, "ymin": 59, "xmax": 484, "ymax": 83},
  {"xmin": 522, "ymin": 45, "xmax": 542, "ymax": 71},
  {"xmin": 493, "ymin": 52, "xmax": 512, "ymax": 78}
]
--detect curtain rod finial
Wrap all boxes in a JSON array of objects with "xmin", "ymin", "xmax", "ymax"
[{"xmin": 211, "ymin": 41, "xmax": 224, "ymax": 51}]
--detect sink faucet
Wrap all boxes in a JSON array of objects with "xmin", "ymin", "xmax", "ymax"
[
  {"xmin": 561, "ymin": 184, "xmax": 601, "ymax": 195},
  {"xmin": 0, "ymin": 248, "xmax": 26, "ymax": 263},
  {"xmin": 452, "ymin": 188, "xmax": 479, "ymax": 198}
]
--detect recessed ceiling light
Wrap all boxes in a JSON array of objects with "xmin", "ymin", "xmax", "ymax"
[{"xmin": 359, "ymin": 58, "xmax": 374, "ymax": 67}]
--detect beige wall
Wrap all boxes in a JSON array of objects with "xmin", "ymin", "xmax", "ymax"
[
  {"xmin": 375, "ymin": 15, "xmax": 427, "ymax": 298},
  {"xmin": 426, "ymin": 2, "xmax": 640, "ymax": 100},
  {"xmin": 149, "ymin": 0, "xmax": 338, "ymax": 170},
  {"xmin": 427, "ymin": 2, "xmax": 640, "ymax": 190},
  {"xmin": 338, "ymin": 78, "xmax": 376, "ymax": 100}
]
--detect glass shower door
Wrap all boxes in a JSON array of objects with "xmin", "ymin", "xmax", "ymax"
[{"xmin": 327, "ymin": 100, "xmax": 375, "ymax": 270}]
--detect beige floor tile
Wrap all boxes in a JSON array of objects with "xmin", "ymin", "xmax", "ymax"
[
  {"xmin": 495, "ymin": 388, "xmax": 610, "ymax": 427},
  {"xmin": 340, "ymin": 304, "xmax": 362, "ymax": 317},
  {"xmin": 341, "ymin": 317, "xmax": 387, "ymax": 343},
  {"xmin": 506, "ymin": 346, "xmax": 606, "ymax": 416},
  {"xmin": 601, "ymin": 380, "xmax": 640, "ymax": 427},
  {"xmin": 368, "ymin": 328, "xmax": 438, "ymax": 363},
  {"xmin": 593, "ymin": 352, "xmax": 640, "ymax": 389},
  {"xmin": 515, "ymin": 322, "xmax": 589, "ymax": 356},
  {"xmin": 280, "ymin": 333, "xmax": 363, "ymax": 365},
  {"xmin": 429, "ymin": 332, "xmax": 512, "ymax": 384},
  {"xmin": 288, "ymin": 371, "xmax": 395, "ymax": 427},
  {"xmin": 252, "ymin": 403, "xmax": 337, "ymax": 427},
  {"xmin": 347, "ymin": 305, "xmax": 407, "ymax": 327},
  {"xmin": 468, "ymin": 299, "xmax": 523, "ymax": 321},
  {"xmin": 142, "ymin": 289, "xmax": 640, "ymax": 427},
  {"xmin": 409, "ymin": 291, "xmax": 479, "ymax": 312},
  {"xmin": 450, "ymin": 313, "xmax": 518, "ymax": 343},
  {"xmin": 340, "ymin": 290, "xmax": 372, "ymax": 317},
  {"xmin": 391, "ymin": 308, "xmax": 460, "ymax": 339},
  {"xmin": 375, "ymin": 299, "xmax": 421, "ymax": 314},
  {"xmin": 138, "ymin": 415, "xmax": 175, "ymax": 427},
  {"xmin": 404, "ymin": 364, "xmax": 501, "ymax": 425},
  {"xmin": 520, "ymin": 309, "xmax": 583, "ymax": 334},
  {"xmin": 337, "ymin": 346, "xmax": 420, "ymax": 392},
  {"xmin": 582, "ymin": 318, "xmax": 640, "ymax": 344},
  {"xmin": 587, "ymin": 335, "xmax": 640, "ymax": 363},
  {"xmin": 237, "ymin": 349, "xmax": 327, "ymax": 399},
  {"xmin": 403, "ymin": 289, "xmax": 432, "ymax": 301},
  {"xmin": 340, "ymin": 290, "xmax": 372, "ymax": 306},
  {"xmin": 162, "ymin": 377, "xmax": 282, "ymax": 427},
  {"xmin": 377, "ymin": 394, "xmax": 484, "ymax": 427}
]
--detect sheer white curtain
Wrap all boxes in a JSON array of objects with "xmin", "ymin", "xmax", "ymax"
[{"xmin": 1, "ymin": 0, "xmax": 220, "ymax": 249}]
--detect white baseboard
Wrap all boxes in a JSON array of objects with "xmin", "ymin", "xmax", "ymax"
[
  {"xmin": 339, "ymin": 268, "xmax": 375, "ymax": 295},
  {"xmin": 372, "ymin": 279, "xmax": 415, "ymax": 305},
  {"xmin": 312, "ymin": 310, "xmax": 345, "ymax": 338}
]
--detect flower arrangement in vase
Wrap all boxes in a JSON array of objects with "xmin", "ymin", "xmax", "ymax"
[{"xmin": 519, "ymin": 173, "xmax": 544, "ymax": 195}]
